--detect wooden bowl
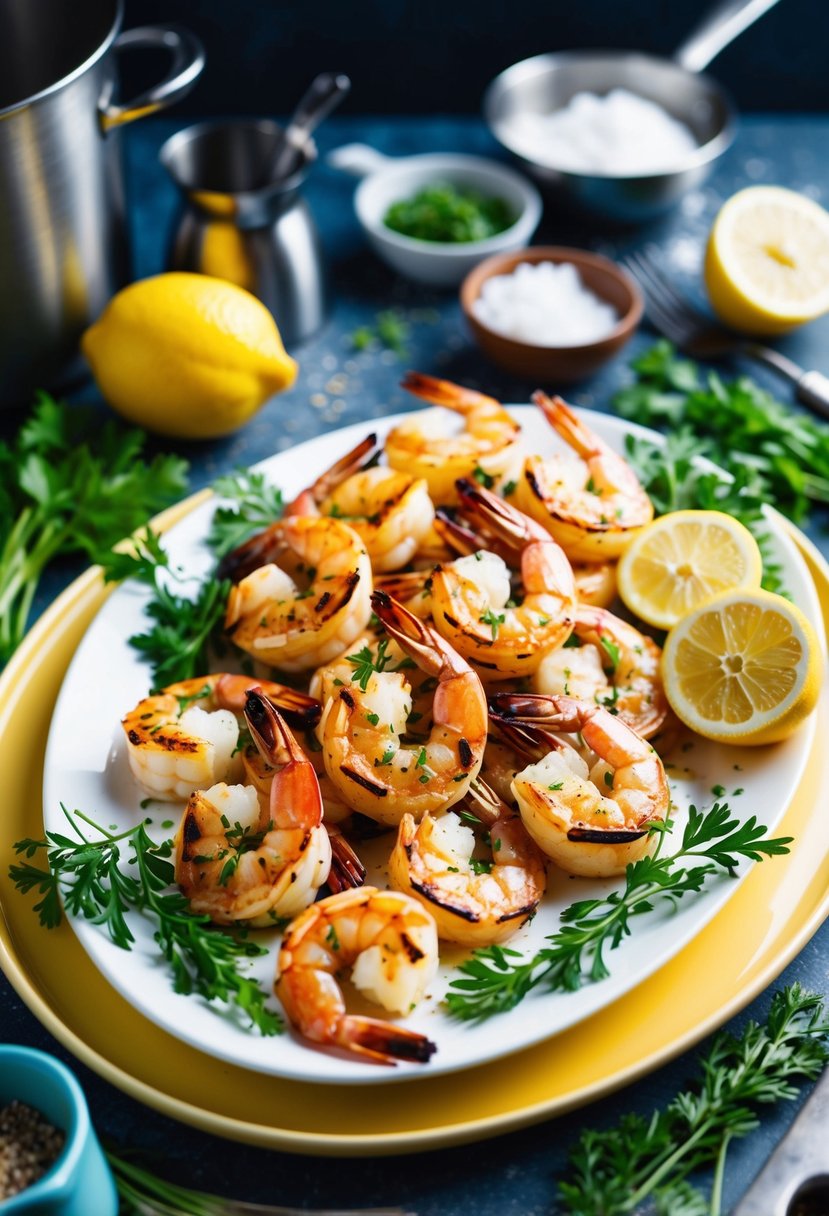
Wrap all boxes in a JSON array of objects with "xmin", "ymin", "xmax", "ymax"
[{"xmin": 460, "ymin": 246, "xmax": 643, "ymax": 382}]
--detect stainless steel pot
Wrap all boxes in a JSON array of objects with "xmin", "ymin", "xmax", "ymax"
[
  {"xmin": 0, "ymin": 0, "xmax": 205, "ymax": 406},
  {"xmin": 484, "ymin": 0, "xmax": 780, "ymax": 224}
]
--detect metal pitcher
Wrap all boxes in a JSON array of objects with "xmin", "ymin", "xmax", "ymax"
[
  {"xmin": 0, "ymin": 0, "xmax": 205, "ymax": 406},
  {"xmin": 160, "ymin": 119, "xmax": 327, "ymax": 346}
]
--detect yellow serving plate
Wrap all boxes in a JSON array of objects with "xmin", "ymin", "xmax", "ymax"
[{"xmin": 1, "ymin": 500, "xmax": 828, "ymax": 1156}]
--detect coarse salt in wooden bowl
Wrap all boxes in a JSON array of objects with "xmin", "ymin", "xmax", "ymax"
[{"xmin": 460, "ymin": 245, "xmax": 643, "ymax": 382}]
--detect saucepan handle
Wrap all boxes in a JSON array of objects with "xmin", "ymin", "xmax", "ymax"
[
  {"xmin": 673, "ymin": 0, "xmax": 780, "ymax": 73},
  {"xmin": 99, "ymin": 24, "xmax": 206, "ymax": 132}
]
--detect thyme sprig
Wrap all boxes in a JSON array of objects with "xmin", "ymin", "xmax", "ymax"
[
  {"xmin": 10, "ymin": 806, "xmax": 282, "ymax": 1035},
  {"xmin": 446, "ymin": 804, "xmax": 791, "ymax": 1021},
  {"xmin": 560, "ymin": 984, "xmax": 829, "ymax": 1215}
]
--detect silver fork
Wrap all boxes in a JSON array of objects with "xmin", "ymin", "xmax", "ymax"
[{"xmin": 622, "ymin": 246, "xmax": 829, "ymax": 420}]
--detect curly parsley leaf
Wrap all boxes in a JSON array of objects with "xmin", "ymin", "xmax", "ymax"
[
  {"xmin": 0, "ymin": 394, "xmax": 188, "ymax": 663},
  {"xmin": 446, "ymin": 803, "xmax": 791, "ymax": 1022},
  {"xmin": 559, "ymin": 983, "xmax": 829, "ymax": 1215},
  {"xmin": 10, "ymin": 807, "xmax": 282, "ymax": 1036}
]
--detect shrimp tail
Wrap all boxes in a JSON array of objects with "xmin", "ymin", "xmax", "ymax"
[
  {"xmin": 216, "ymin": 521, "xmax": 287, "ymax": 583},
  {"xmin": 245, "ymin": 690, "xmax": 325, "ymax": 831},
  {"xmin": 215, "ymin": 673, "xmax": 322, "ymax": 729},
  {"xmin": 532, "ymin": 391, "xmax": 602, "ymax": 459},
  {"xmin": 338, "ymin": 1015, "xmax": 437, "ymax": 1065},
  {"xmin": 455, "ymin": 478, "xmax": 548, "ymax": 551},
  {"xmin": 489, "ymin": 691, "xmax": 572, "ymax": 727},
  {"xmin": 463, "ymin": 776, "xmax": 508, "ymax": 828},
  {"xmin": 434, "ymin": 506, "xmax": 482, "ymax": 557},
  {"xmin": 288, "ymin": 433, "xmax": 380, "ymax": 516},
  {"xmin": 370, "ymin": 589, "xmax": 459, "ymax": 679},
  {"xmin": 400, "ymin": 371, "xmax": 494, "ymax": 416},
  {"xmin": 488, "ymin": 708, "xmax": 562, "ymax": 763},
  {"xmin": 326, "ymin": 826, "xmax": 366, "ymax": 893}
]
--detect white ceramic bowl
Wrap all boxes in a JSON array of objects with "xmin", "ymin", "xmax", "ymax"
[{"xmin": 328, "ymin": 144, "xmax": 543, "ymax": 287}]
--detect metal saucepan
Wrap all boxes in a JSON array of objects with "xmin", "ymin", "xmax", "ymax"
[
  {"xmin": 484, "ymin": 0, "xmax": 780, "ymax": 223},
  {"xmin": 0, "ymin": 0, "xmax": 205, "ymax": 407}
]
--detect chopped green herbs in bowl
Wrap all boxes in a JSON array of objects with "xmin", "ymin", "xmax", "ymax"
[{"xmin": 384, "ymin": 183, "xmax": 515, "ymax": 244}]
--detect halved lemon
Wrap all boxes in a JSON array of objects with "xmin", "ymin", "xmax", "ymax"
[
  {"xmin": 617, "ymin": 510, "xmax": 763, "ymax": 630},
  {"xmin": 661, "ymin": 588, "xmax": 821, "ymax": 745},
  {"xmin": 705, "ymin": 186, "xmax": 829, "ymax": 335}
]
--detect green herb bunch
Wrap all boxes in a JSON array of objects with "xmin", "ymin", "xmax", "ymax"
[
  {"xmin": 560, "ymin": 983, "xmax": 829, "ymax": 1216},
  {"xmin": 447, "ymin": 803, "xmax": 791, "ymax": 1021},
  {"xmin": 615, "ymin": 341, "xmax": 829, "ymax": 523},
  {"xmin": 10, "ymin": 806, "xmax": 282, "ymax": 1035},
  {"xmin": 0, "ymin": 394, "xmax": 187, "ymax": 663}
]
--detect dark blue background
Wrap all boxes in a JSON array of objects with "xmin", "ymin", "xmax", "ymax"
[{"xmin": 125, "ymin": 0, "xmax": 829, "ymax": 116}]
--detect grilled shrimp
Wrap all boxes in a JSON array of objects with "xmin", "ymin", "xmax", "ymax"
[
  {"xmin": 429, "ymin": 479, "xmax": 576, "ymax": 681},
  {"xmin": 122, "ymin": 673, "xmax": 320, "ymax": 801},
  {"xmin": 531, "ymin": 605, "xmax": 670, "ymax": 740},
  {"xmin": 223, "ymin": 516, "xmax": 373, "ymax": 672},
  {"xmin": 275, "ymin": 886, "xmax": 438, "ymax": 1064},
  {"xmin": 174, "ymin": 691, "xmax": 331, "ymax": 925},
  {"xmin": 389, "ymin": 778, "xmax": 546, "ymax": 946},
  {"xmin": 515, "ymin": 393, "xmax": 653, "ymax": 561},
  {"xmin": 320, "ymin": 591, "xmax": 487, "ymax": 826},
  {"xmin": 386, "ymin": 373, "xmax": 521, "ymax": 505},
  {"xmin": 494, "ymin": 694, "xmax": 669, "ymax": 877},
  {"xmin": 572, "ymin": 562, "xmax": 618, "ymax": 608},
  {"xmin": 285, "ymin": 433, "xmax": 436, "ymax": 572},
  {"xmin": 239, "ymin": 708, "xmax": 365, "ymax": 894}
]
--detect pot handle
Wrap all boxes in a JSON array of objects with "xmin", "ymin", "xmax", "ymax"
[
  {"xmin": 673, "ymin": 0, "xmax": 780, "ymax": 73},
  {"xmin": 326, "ymin": 143, "xmax": 396, "ymax": 177},
  {"xmin": 99, "ymin": 24, "xmax": 205, "ymax": 132}
]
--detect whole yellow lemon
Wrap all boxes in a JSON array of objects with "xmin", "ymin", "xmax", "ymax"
[{"xmin": 82, "ymin": 273, "xmax": 298, "ymax": 439}]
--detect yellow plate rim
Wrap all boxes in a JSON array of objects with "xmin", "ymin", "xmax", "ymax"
[{"xmin": 1, "ymin": 495, "xmax": 828, "ymax": 1156}]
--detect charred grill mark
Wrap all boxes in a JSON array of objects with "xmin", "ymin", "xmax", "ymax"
[
  {"xmin": 411, "ymin": 878, "xmax": 480, "ymax": 922},
  {"xmin": 298, "ymin": 832, "xmax": 311, "ymax": 853},
  {"xmin": 320, "ymin": 570, "xmax": 361, "ymax": 620},
  {"xmin": 315, "ymin": 590, "xmax": 332, "ymax": 614},
  {"xmin": 526, "ymin": 468, "xmax": 543, "ymax": 502},
  {"xmin": 475, "ymin": 658, "xmax": 499, "ymax": 670},
  {"xmin": 180, "ymin": 811, "xmax": 203, "ymax": 861},
  {"xmin": 139, "ymin": 731, "xmax": 199, "ymax": 753},
  {"xmin": 458, "ymin": 737, "xmax": 473, "ymax": 768},
  {"xmin": 127, "ymin": 729, "xmax": 140, "ymax": 745},
  {"xmin": 400, "ymin": 931, "xmax": 426, "ymax": 963},
  {"xmin": 496, "ymin": 901, "xmax": 539, "ymax": 923},
  {"xmin": 566, "ymin": 826, "xmax": 648, "ymax": 843},
  {"xmin": 339, "ymin": 688, "xmax": 356, "ymax": 710},
  {"xmin": 341, "ymin": 767, "xmax": 388, "ymax": 797},
  {"xmin": 350, "ymin": 1022, "xmax": 436, "ymax": 1063},
  {"xmin": 442, "ymin": 612, "xmax": 459, "ymax": 629}
]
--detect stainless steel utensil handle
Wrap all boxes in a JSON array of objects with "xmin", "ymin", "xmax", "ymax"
[
  {"xmin": 287, "ymin": 73, "xmax": 351, "ymax": 147},
  {"xmin": 673, "ymin": 0, "xmax": 781, "ymax": 73},
  {"xmin": 731, "ymin": 1065, "xmax": 829, "ymax": 1216},
  {"xmin": 744, "ymin": 343, "xmax": 829, "ymax": 421},
  {"xmin": 99, "ymin": 24, "xmax": 206, "ymax": 131}
]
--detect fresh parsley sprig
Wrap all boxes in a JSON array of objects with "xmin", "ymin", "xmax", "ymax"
[
  {"xmin": 623, "ymin": 429, "xmax": 786, "ymax": 595},
  {"xmin": 615, "ymin": 341, "xmax": 829, "ymax": 523},
  {"xmin": 207, "ymin": 469, "xmax": 284, "ymax": 558},
  {"xmin": 446, "ymin": 804, "xmax": 791, "ymax": 1021},
  {"xmin": 10, "ymin": 807, "xmax": 282, "ymax": 1036},
  {"xmin": 99, "ymin": 530, "xmax": 229, "ymax": 691},
  {"xmin": 0, "ymin": 394, "xmax": 187, "ymax": 663},
  {"xmin": 559, "ymin": 983, "xmax": 829, "ymax": 1216},
  {"xmin": 346, "ymin": 637, "xmax": 415, "ymax": 691}
]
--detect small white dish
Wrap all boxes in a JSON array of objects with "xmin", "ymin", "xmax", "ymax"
[{"xmin": 328, "ymin": 144, "xmax": 542, "ymax": 287}]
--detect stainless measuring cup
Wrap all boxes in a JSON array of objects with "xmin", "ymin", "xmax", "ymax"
[
  {"xmin": 160, "ymin": 120, "xmax": 327, "ymax": 345},
  {"xmin": 0, "ymin": 0, "xmax": 204, "ymax": 407},
  {"xmin": 484, "ymin": 0, "xmax": 780, "ymax": 222}
]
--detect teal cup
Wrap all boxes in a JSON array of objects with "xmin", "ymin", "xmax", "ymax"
[{"xmin": 0, "ymin": 1046, "xmax": 117, "ymax": 1216}]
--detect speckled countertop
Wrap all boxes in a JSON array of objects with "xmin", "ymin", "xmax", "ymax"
[{"xmin": 1, "ymin": 115, "xmax": 828, "ymax": 1214}]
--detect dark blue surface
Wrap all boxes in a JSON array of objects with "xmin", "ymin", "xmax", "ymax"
[
  {"xmin": 1, "ymin": 114, "xmax": 828, "ymax": 1213},
  {"xmin": 123, "ymin": 0, "xmax": 829, "ymax": 115}
]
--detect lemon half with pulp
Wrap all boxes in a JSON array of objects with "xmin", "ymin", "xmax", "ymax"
[
  {"xmin": 705, "ymin": 185, "xmax": 829, "ymax": 335},
  {"xmin": 661, "ymin": 588, "xmax": 820, "ymax": 745},
  {"xmin": 617, "ymin": 510, "xmax": 763, "ymax": 631}
]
